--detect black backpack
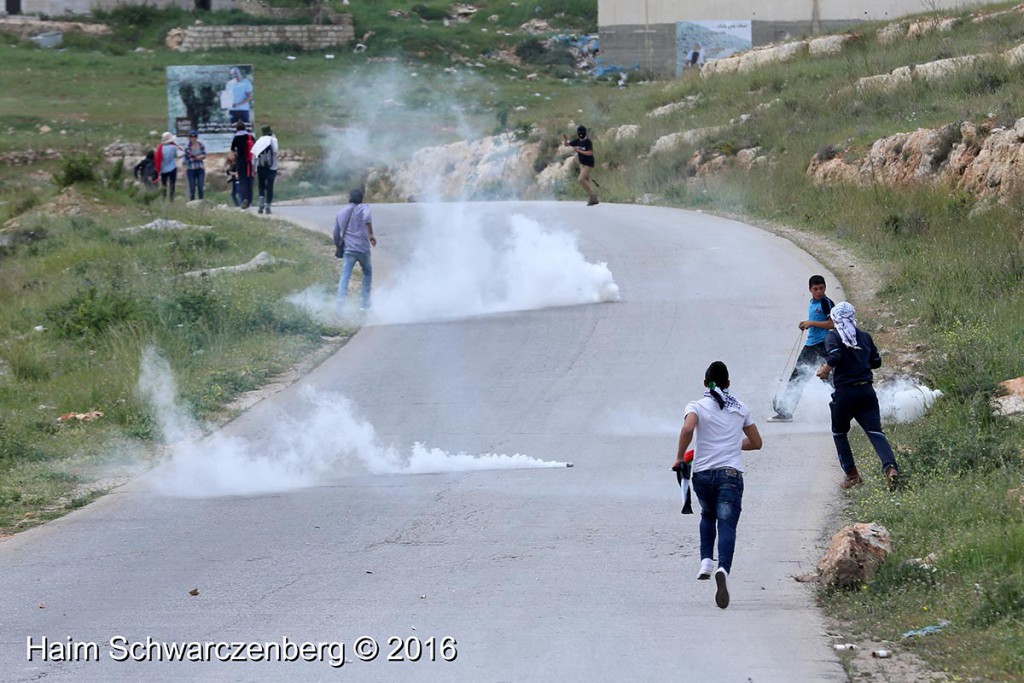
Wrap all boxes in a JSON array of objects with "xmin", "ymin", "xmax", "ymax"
[
  {"xmin": 140, "ymin": 159, "xmax": 157, "ymax": 183},
  {"xmin": 256, "ymin": 145, "xmax": 275, "ymax": 169}
]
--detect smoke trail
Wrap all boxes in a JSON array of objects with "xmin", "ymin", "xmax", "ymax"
[{"xmin": 137, "ymin": 347, "xmax": 567, "ymax": 498}]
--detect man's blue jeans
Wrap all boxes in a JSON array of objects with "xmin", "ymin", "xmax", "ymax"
[
  {"xmin": 692, "ymin": 468, "xmax": 744, "ymax": 573},
  {"xmin": 337, "ymin": 250, "xmax": 373, "ymax": 309},
  {"xmin": 187, "ymin": 168, "xmax": 205, "ymax": 200}
]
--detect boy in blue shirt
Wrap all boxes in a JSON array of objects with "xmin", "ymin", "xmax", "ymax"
[{"xmin": 769, "ymin": 275, "xmax": 835, "ymax": 422}]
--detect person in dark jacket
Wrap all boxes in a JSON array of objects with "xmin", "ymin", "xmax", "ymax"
[
  {"xmin": 562, "ymin": 125, "xmax": 598, "ymax": 206},
  {"xmin": 133, "ymin": 150, "xmax": 158, "ymax": 186},
  {"xmin": 230, "ymin": 121, "xmax": 254, "ymax": 209},
  {"xmin": 816, "ymin": 301, "xmax": 900, "ymax": 491}
]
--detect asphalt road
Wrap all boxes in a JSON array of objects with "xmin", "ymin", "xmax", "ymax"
[{"xmin": 0, "ymin": 201, "xmax": 848, "ymax": 681}]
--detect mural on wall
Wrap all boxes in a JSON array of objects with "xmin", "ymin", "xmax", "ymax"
[
  {"xmin": 675, "ymin": 21, "xmax": 752, "ymax": 75},
  {"xmin": 166, "ymin": 64, "xmax": 254, "ymax": 152}
]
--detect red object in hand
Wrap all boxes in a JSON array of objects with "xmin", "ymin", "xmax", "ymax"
[{"xmin": 684, "ymin": 449, "xmax": 694, "ymax": 463}]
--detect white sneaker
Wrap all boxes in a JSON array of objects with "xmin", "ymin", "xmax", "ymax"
[
  {"xmin": 714, "ymin": 568, "xmax": 730, "ymax": 609},
  {"xmin": 697, "ymin": 558, "xmax": 714, "ymax": 580},
  {"xmin": 766, "ymin": 413, "xmax": 793, "ymax": 423}
]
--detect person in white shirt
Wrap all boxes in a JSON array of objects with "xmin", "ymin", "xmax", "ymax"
[{"xmin": 673, "ymin": 361, "xmax": 763, "ymax": 609}]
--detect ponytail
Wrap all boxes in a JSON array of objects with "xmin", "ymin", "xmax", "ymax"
[
  {"xmin": 707, "ymin": 382, "xmax": 726, "ymax": 410},
  {"xmin": 704, "ymin": 361, "xmax": 731, "ymax": 411}
]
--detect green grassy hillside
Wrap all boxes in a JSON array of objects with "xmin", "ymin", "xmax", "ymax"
[{"xmin": 1, "ymin": 1, "xmax": 1022, "ymax": 678}]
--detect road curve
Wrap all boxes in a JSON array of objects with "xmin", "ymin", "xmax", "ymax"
[{"xmin": 0, "ymin": 201, "xmax": 847, "ymax": 681}]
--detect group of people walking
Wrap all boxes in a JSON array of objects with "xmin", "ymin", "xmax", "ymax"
[
  {"xmin": 134, "ymin": 124, "xmax": 279, "ymax": 213},
  {"xmin": 677, "ymin": 276, "xmax": 900, "ymax": 609}
]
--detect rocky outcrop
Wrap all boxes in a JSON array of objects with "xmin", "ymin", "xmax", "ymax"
[
  {"xmin": 0, "ymin": 17, "xmax": 110, "ymax": 39},
  {"xmin": 648, "ymin": 96, "xmax": 701, "ymax": 118},
  {"xmin": 809, "ymin": 118, "xmax": 1024, "ymax": 202},
  {"xmin": 649, "ymin": 126, "xmax": 728, "ymax": 156},
  {"xmin": 914, "ymin": 55, "xmax": 980, "ymax": 84},
  {"xmin": 808, "ymin": 34, "xmax": 858, "ymax": 56},
  {"xmin": 367, "ymin": 132, "xmax": 546, "ymax": 201},
  {"xmin": 855, "ymin": 65, "xmax": 912, "ymax": 93},
  {"xmin": 818, "ymin": 523, "xmax": 893, "ymax": 590},
  {"xmin": 991, "ymin": 376, "xmax": 1024, "ymax": 419},
  {"xmin": 684, "ymin": 146, "xmax": 767, "ymax": 181},
  {"xmin": 700, "ymin": 4, "xmax": 1022, "ymax": 81},
  {"xmin": 605, "ymin": 124, "xmax": 640, "ymax": 141}
]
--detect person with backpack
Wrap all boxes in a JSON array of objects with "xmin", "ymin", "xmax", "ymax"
[
  {"xmin": 768, "ymin": 274, "xmax": 835, "ymax": 422},
  {"xmin": 230, "ymin": 121, "xmax": 255, "ymax": 209},
  {"xmin": 133, "ymin": 150, "xmax": 158, "ymax": 188},
  {"xmin": 674, "ymin": 361, "xmax": 763, "ymax": 609},
  {"xmin": 251, "ymin": 125, "xmax": 279, "ymax": 215}
]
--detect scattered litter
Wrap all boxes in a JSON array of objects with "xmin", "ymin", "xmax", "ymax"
[
  {"xmin": 353, "ymin": 43, "xmax": 367, "ymax": 53},
  {"xmin": 793, "ymin": 573, "xmax": 819, "ymax": 583},
  {"xmin": 902, "ymin": 620, "xmax": 950, "ymax": 638},
  {"xmin": 39, "ymin": 603, "xmax": 46, "ymax": 609},
  {"xmin": 57, "ymin": 410, "xmax": 104, "ymax": 423},
  {"xmin": 872, "ymin": 650, "xmax": 892, "ymax": 659},
  {"xmin": 325, "ymin": 54, "xmax": 335, "ymax": 59},
  {"xmin": 366, "ymin": 570, "xmax": 373, "ymax": 574},
  {"xmin": 286, "ymin": 55, "xmax": 296, "ymax": 61},
  {"xmin": 188, "ymin": 588, "xmax": 199, "ymax": 596},
  {"xmin": 833, "ymin": 643, "xmax": 857, "ymax": 651},
  {"xmin": 33, "ymin": 325, "xmax": 45, "ymax": 332},
  {"xmin": 30, "ymin": 32, "xmax": 63, "ymax": 49}
]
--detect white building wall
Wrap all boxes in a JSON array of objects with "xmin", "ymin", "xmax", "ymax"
[
  {"xmin": 599, "ymin": 0, "xmax": 1001, "ymax": 26},
  {"xmin": 22, "ymin": 0, "xmax": 233, "ymax": 16}
]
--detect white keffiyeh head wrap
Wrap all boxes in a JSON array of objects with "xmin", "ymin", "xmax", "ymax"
[{"xmin": 830, "ymin": 301, "xmax": 860, "ymax": 348}]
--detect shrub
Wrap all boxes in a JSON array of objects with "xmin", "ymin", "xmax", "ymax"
[
  {"xmin": 54, "ymin": 152, "xmax": 102, "ymax": 188},
  {"xmin": 410, "ymin": 4, "xmax": 447, "ymax": 21},
  {"xmin": 515, "ymin": 37, "xmax": 574, "ymax": 67},
  {"xmin": 972, "ymin": 577, "xmax": 1024, "ymax": 625},
  {"xmin": 45, "ymin": 286, "xmax": 144, "ymax": 339}
]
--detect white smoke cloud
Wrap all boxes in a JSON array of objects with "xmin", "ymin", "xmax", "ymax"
[
  {"xmin": 877, "ymin": 377, "xmax": 943, "ymax": 424},
  {"xmin": 137, "ymin": 347, "xmax": 567, "ymax": 498},
  {"xmin": 320, "ymin": 65, "xmax": 483, "ymax": 180},
  {"xmin": 370, "ymin": 208, "xmax": 620, "ymax": 324}
]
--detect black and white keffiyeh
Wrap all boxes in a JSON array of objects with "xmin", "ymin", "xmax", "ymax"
[
  {"xmin": 704, "ymin": 385, "xmax": 744, "ymax": 413},
  {"xmin": 830, "ymin": 301, "xmax": 860, "ymax": 349}
]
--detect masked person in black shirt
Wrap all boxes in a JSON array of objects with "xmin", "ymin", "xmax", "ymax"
[
  {"xmin": 562, "ymin": 125, "xmax": 599, "ymax": 206},
  {"xmin": 816, "ymin": 301, "xmax": 901, "ymax": 491}
]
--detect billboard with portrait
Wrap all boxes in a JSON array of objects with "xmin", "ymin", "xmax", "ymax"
[{"xmin": 166, "ymin": 64, "xmax": 255, "ymax": 152}]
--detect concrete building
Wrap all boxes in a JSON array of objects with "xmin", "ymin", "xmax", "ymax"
[
  {"xmin": 598, "ymin": 0, "xmax": 1005, "ymax": 75},
  {"xmin": 6, "ymin": 0, "xmax": 233, "ymax": 16}
]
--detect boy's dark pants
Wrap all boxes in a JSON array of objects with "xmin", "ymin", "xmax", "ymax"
[
  {"xmin": 776, "ymin": 342, "xmax": 828, "ymax": 416},
  {"xmin": 829, "ymin": 383, "xmax": 898, "ymax": 475}
]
